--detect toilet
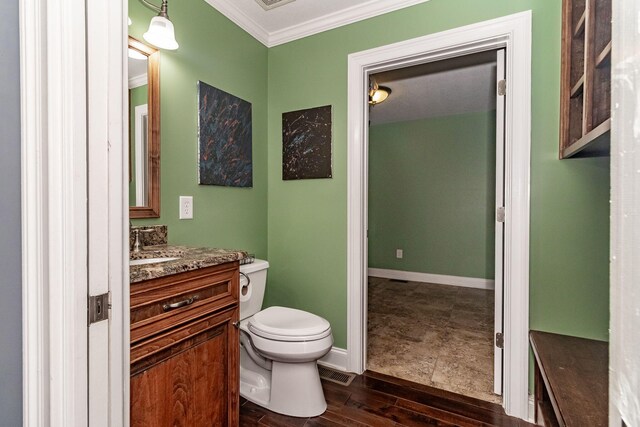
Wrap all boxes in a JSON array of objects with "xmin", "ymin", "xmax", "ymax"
[{"xmin": 238, "ymin": 259, "xmax": 333, "ymax": 417}]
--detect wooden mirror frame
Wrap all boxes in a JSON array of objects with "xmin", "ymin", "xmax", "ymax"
[{"xmin": 129, "ymin": 36, "xmax": 161, "ymax": 218}]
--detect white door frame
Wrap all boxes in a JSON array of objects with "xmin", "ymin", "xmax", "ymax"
[
  {"xmin": 346, "ymin": 11, "xmax": 531, "ymax": 419},
  {"xmin": 20, "ymin": 0, "xmax": 127, "ymax": 425},
  {"xmin": 134, "ymin": 104, "xmax": 149, "ymax": 206},
  {"xmin": 494, "ymin": 48, "xmax": 506, "ymax": 396},
  {"xmin": 609, "ymin": 0, "xmax": 640, "ymax": 423}
]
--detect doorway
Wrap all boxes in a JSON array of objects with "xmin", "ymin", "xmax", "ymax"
[
  {"xmin": 346, "ymin": 12, "xmax": 532, "ymax": 419},
  {"xmin": 365, "ymin": 50, "xmax": 503, "ymax": 403}
]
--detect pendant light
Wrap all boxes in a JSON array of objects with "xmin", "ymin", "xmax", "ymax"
[{"xmin": 141, "ymin": 0, "xmax": 179, "ymax": 50}]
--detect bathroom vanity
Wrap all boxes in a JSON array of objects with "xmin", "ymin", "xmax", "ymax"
[{"xmin": 129, "ymin": 241, "xmax": 247, "ymax": 426}]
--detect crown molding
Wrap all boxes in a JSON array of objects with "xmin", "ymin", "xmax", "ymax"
[
  {"xmin": 203, "ymin": 0, "xmax": 270, "ymax": 46},
  {"xmin": 204, "ymin": 0, "xmax": 431, "ymax": 48},
  {"xmin": 128, "ymin": 74, "xmax": 148, "ymax": 89},
  {"xmin": 267, "ymin": 0, "xmax": 431, "ymax": 47}
]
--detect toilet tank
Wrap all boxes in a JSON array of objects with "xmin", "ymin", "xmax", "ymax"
[{"xmin": 239, "ymin": 259, "xmax": 269, "ymax": 321}]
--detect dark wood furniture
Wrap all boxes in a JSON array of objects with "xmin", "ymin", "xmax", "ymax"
[
  {"xmin": 559, "ymin": 0, "xmax": 612, "ymax": 158},
  {"xmin": 530, "ymin": 331, "xmax": 608, "ymax": 426},
  {"xmin": 130, "ymin": 262, "xmax": 240, "ymax": 426}
]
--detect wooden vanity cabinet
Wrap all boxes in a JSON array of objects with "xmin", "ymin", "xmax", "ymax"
[
  {"xmin": 559, "ymin": 0, "xmax": 611, "ymax": 158},
  {"xmin": 130, "ymin": 262, "xmax": 240, "ymax": 427}
]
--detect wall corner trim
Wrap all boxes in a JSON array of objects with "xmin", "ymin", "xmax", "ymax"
[
  {"xmin": 368, "ymin": 268, "xmax": 495, "ymax": 290},
  {"xmin": 203, "ymin": 0, "xmax": 431, "ymax": 48},
  {"xmin": 318, "ymin": 347, "xmax": 348, "ymax": 372},
  {"xmin": 266, "ymin": 0, "xmax": 432, "ymax": 47},
  {"xmin": 528, "ymin": 394, "xmax": 535, "ymax": 423},
  {"xmin": 203, "ymin": 0, "xmax": 271, "ymax": 46}
]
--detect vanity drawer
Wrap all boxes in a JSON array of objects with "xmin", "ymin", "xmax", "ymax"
[
  {"xmin": 130, "ymin": 304, "xmax": 238, "ymax": 371},
  {"xmin": 130, "ymin": 262, "xmax": 239, "ymax": 345}
]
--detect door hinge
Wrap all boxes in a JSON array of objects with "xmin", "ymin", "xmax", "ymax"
[
  {"xmin": 88, "ymin": 292, "xmax": 110, "ymax": 325},
  {"xmin": 496, "ymin": 332, "xmax": 504, "ymax": 349},
  {"xmin": 498, "ymin": 79, "xmax": 506, "ymax": 96},
  {"xmin": 496, "ymin": 206, "xmax": 505, "ymax": 223}
]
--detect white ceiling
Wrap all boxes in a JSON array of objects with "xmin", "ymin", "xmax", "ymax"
[
  {"xmin": 370, "ymin": 54, "xmax": 497, "ymax": 125},
  {"xmin": 203, "ymin": 0, "xmax": 431, "ymax": 47},
  {"xmin": 200, "ymin": 0, "xmax": 496, "ymax": 123}
]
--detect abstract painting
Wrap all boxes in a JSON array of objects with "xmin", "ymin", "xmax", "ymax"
[
  {"xmin": 198, "ymin": 81, "xmax": 252, "ymax": 187},
  {"xmin": 282, "ymin": 105, "xmax": 332, "ymax": 180}
]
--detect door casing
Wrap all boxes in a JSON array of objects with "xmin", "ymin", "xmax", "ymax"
[
  {"xmin": 346, "ymin": 11, "xmax": 532, "ymax": 420},
  {"xmin": 20, "ymin": 0, "xmax": 128, "ymax": 425}
]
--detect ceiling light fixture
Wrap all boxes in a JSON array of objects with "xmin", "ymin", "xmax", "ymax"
[
  {"xmin": 369, "ymin": 82, "xmax": 391, "ymax": 105},
  {"xmin": 140, "ymin": 0, "xmax": 179, "ymax": 50}
]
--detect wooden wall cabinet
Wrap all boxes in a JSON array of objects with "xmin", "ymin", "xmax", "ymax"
[
  {"xmin": 559, "ymin": 0, "xmax": 611, "ymax": 158},
  {"xmin": 130, "ymin": 262, "xmax": 240, "ymax": 426}
]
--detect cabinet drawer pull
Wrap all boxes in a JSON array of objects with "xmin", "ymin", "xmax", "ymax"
[{"xmin": 163, "ymin": 296, "xmax": 198, "ymax": 312}]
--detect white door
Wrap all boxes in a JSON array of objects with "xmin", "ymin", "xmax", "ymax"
[
  {"xmin": 493, "ymin": 48, "xmax": 506, "ymax": 396},
  {"xmin": 87, "ymin": 0, "xmax": 127, "ymax": 425}
]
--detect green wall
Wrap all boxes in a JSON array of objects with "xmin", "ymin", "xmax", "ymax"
[
  {"xmin": 368, "ymin": 112, "xmax": 496, "ymax": 279},
  {"xmin": 266, "ymin": 0, "xmax": 610, "ymax": 349},
  {"xmin": 128, "ymin": 0, "xmax": 268, "ymax": 258},
  {"xmin": 128, "ymin": 0, "xmax": 610, "ymax": 352},
  {"xmin": 129, "ymin": 84, "xmax": 148, "ymax": 206}
]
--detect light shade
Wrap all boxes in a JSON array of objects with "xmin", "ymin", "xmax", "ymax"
[
  {"xmin": 143, "ymin": 16, "xmax": 179, "ymax": 50},
  {"xmin": 369, "ymin": 86, "xmax": 391, "ymax": 105}
]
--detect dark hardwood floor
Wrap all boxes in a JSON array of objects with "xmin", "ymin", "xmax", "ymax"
[{"xmin": 239, "ymin": 370, "xmax": 534, "ymax": 426}]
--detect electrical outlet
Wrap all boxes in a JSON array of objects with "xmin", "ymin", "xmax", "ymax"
[
  {"xmin": 179, "ymin": 196, "xmax": 193, "ymax": 219},
  {"xmin": 396, "ymin": 249, "xmax": 403, "ymax": 259}
]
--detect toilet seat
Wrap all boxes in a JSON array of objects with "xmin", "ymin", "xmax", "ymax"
[{"xmin": 248, "ymin": 306, "xmax": 331, "ymax": 342}]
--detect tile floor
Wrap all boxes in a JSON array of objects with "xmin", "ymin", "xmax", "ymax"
[{"xmin": 367, "ymin": 276, "xmax": 501, "ymax": 403}]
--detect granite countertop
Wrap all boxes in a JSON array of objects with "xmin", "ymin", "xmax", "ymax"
[{"xmin": 129, "ymin": 244, "xmax": 248, "ymax": 283}]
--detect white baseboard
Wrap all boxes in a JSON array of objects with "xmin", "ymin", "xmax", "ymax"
[
  {"xmin": 318, "ymin": 347, "xmax": 348, "ymax": 372},
  {"xmin": 528, "ymin": 394, "xmax": 535, "ymax": 423},
  {"xmin": 368, "ymin": 268, "xmax": 495, "ymax": 290}
]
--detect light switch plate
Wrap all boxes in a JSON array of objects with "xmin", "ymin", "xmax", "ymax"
[
  {"xmin": 179, "ymin": 196, "xmax": 193, "ymax": 219},
  {"xmin": 396, "ymin": 249, "xmax": 403, "ymax": 259}
]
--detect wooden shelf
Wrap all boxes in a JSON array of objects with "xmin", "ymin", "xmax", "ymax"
[
  {"xmin": 595, "ymin": 41, "xmax": 612, "ymax": 68},
  {"xmin": 560, "ymin": 0, "xmax": 611, "ymax": 159},
  {"xmin": 570, "ymin": 74, "xmax": 584, "ymax": 98},
  {"xmin": 573, "ymin": 10, "xmax": 586, "ymax": 37},
  {"xmin": 563, "ymin": 119, "xmax": 611, "ymax": 158}
]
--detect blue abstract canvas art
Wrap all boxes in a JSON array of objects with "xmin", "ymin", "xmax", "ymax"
[
  {"xmin": 198, "ymin": 81, "xmax": 252, "ymax": 187},
  {"xmin": 282, "ymin": 105, "xmax": 332, "ymax": 180}
]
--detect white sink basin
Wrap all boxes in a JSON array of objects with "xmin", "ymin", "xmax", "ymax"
[{"xmin": 130, "ymin": 257, "xmax": 179, "ymax": 266}]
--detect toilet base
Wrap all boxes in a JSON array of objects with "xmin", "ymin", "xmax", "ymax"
[
  {"xmin": 240, "ymin": 347, "xmax": 327, "ymax": 417},
  {"xmin": 240, "ymin": 346, "xmax": 271, "ymax": 407},
  {"xmin": 268, "ymin": 361, "xmax": 327, "ymax": 417}
]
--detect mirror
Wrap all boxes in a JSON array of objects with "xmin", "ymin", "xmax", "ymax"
[{"xmin": 128, "ymin": 36, "xmax": 160, "ymax": 218}]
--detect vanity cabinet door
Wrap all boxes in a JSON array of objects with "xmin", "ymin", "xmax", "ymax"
[{"xmin": 130, "ymin": 306, "xmax": 239, "ymax": 427}]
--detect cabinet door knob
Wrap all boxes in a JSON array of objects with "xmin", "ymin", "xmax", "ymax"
[{"xmin": 232, "ymin": 321, "xmax": 240, "ymax": 329}]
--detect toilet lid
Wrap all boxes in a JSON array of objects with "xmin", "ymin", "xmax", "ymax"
[{"xmin": 248, "ymin": 306, "xmax": 331, "ymax": 341}]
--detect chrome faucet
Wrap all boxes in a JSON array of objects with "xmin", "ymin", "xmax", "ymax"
[{"xmin": 132, "ymin": 228, "xmax": 142, "ymax": 253}]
